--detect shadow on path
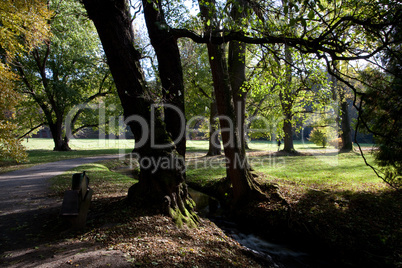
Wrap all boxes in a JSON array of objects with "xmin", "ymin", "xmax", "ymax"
[{"xmin": 0, "ymin": 155, "xmax": 130, "ymax": 267}]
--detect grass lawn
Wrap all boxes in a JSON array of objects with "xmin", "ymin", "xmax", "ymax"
[
  {"xmin": 0, "ymin": 138, "xmax": 134, "ymax": 173},
  {"xmin": 186, "ymin": 140, "xmax": 385, "ymax": 192},
  {"xmin": 49, "ymin": 159, "xmax": 137, "ymax": 200},
  {"xmin": 3, "ymin": 138, "xmax": 384, "ymax": 192}
]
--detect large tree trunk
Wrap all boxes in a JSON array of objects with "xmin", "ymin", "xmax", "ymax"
[
  {"xmin": 229, "ymin": 40, "xmax": 248, "ymax": 155},
  {"xmin": 83, "ymin": 0, "xmax": 198, "ymax": 226},
  {"xmin": 142, "ymin": 0, "xmax": 186, "ymax": 157},
  {"xmin": 207, "ymin": 42, "xmax": 265, "ymax": 205},
  {"xmin": 339, "ymin": 87, "xmax": 353, "ymax": 152},
  {"xmin": 207, "ymin": 99, "xmax": 221, "ymax": 156},
  {"xmin": 199, "ymin": 0, "xmax": 266, "ymax": 206},
  {"xmin": 50, "ymin": 119, "xmax": 71, "ymax": 151},
  {"xmin": 229, "ymin": 0, "xmax": 248, "ymax": 155}
]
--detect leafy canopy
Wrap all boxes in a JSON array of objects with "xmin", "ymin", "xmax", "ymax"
[{"xmin": 0, "ymin": 0, "xmax": 51, "ymax": 162}]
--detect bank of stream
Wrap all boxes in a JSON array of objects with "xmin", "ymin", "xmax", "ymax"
[
  {"xmin": 115, "ymin": 166, "xmax": 343, "ymax": 267},
  {"xmin": 188, "ymin": 188, "xmax": 341, "ymax": 268}
]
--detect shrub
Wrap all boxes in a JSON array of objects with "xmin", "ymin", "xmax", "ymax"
[{"xmin": 308, "ymin": 128, "xmax": 328, "ymax": 147}]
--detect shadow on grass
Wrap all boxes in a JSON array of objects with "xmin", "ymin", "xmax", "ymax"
[{"xmin": 289, "ymin": 189, "xmax": 402, "ymax": 267}]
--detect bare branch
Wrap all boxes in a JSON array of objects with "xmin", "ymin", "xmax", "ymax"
[{"xmin": 18, "ymin": 123, "xmax": 45, "ymax": 139}]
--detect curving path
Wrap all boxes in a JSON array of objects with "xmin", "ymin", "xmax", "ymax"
[
  {"xmin": 0, "ymin": 154, "xmax": 133, "ymax": 267},
  {"xmin": 0, "ymin": 155, "xmax": 122, "ymax": 217}
]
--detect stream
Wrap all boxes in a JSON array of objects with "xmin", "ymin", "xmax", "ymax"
[{"xmin": 188, "ymin": 188, "xmax": 337, "ymax": 268}]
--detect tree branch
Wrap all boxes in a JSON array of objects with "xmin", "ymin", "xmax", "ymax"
[
  {"xmin": 19, "ymin": 123, "xmax": 45, "ymax": 139},
  {"xmin": 171, "ymin": 11, "xmax": 400, "ymax": 61},
  {"xmin": 191, "ymin": 79, "xmax": 211, "ymax": 99}
]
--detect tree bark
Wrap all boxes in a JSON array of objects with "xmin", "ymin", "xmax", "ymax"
[
  {"xmin": 142, "ymin": 0, "xmax": 186, "ymax": 157},
  {"xmin": 50, "ymin": 120, "xmax": 71, "ymax": 151},
  {"xmin": 207, "ymin": 99, "xmax": 222, "ymax": 156},
  {"xmin": 280, "ymin": 44, "xmax": 296, "ymax": 153},
  {"xmin": 207, "ymin": 42, "xmax": 264, "ymax": 205},
  {"xmin": 339, "ymin": 87, "xmax": 353, "ymax": 151},
  {"xmin": 229, "ymin": 39, "xmax": 248, "ymax": 155},
  {"xmin": 228, "ymin": 0, "xmax": 250, "ymax": 155},
  {"xmin": 199, "ymin": 0, "xmax": 266, "ymax": 206},
  {"xmin": 83, "ymin": 0, "xmax": 197, "ymax": 226},
  {"xmin": 282, "ymin": 115, "xmax": 295, "ymax": 152}
]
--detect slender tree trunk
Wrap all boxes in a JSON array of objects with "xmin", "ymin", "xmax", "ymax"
[
  {"xmin": 83, "ymin": 0, "xmax": 197, "ymax": 226},
  {"xmin": 280, "ymin": 44, "xmax": 296, "ymax": 153},
  {"xmin": 339, "ymin": 87, "xmax": 353, "ymax": 151},
  {"xmin": 282, "ymin": 114, "xmax": 294, "ymax": 152},
  {"xmin": 331, "ymin": 62, "xmax": 353, "ymax": 152},
  {"xmin": 207, "ymin": 99, "xmax": 221, "ymax": 156}
]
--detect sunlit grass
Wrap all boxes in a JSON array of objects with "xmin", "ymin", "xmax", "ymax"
[
  {"xmin": 252, "ymin": 152, "xmax": 385, "ymax": 191},
  {"xmin": 5, "ymin": 138, "xmax": 386, "ymax": 193},
  {"xmin": 49, "ymin": 161, "xmax": 136, "ymax": 199},
  {"xmin": 0, "ymin": 138, "xmax": 133, "ymax": 173},
  {"xmin": 21, "ymin": 138, "xmax": 134, "ymax": 150},
  {"xmin": 186, "ymin": 149, "xmax": 387, "ymax": 192}
]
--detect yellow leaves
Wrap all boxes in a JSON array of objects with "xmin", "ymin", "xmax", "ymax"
[
  {"xmin": 0, "ymin": 0, "xmax": 50, "ymax": 162},
  {"xmin": 0, "ymin": 0, "xmax": 52, "ymax": 60},
  {"xmin": 0, "ymin": 119, "xmax": 28, "ymax": 163}
]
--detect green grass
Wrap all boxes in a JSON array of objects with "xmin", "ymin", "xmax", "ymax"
[
  {"xmin": 4, "ymin": 138, "xmax": 384, "ymax": 192},
  {"xmin": 0, "ymin": 138, "xmax": 134, "ymax": 173},
  {"xmin": 185, "ymin": 142, "xmax": 386, "ymax": 192},
  {"xmin": 251, "ymin": 153, "xmax": 383, "ymax": 191},
  {"xmin": 21, "ymin": 138, "xmax": 135, "ymax": 150},
  {"xmin": 49, "ymin": 160, "xmax": 137, "ymax": 199}
]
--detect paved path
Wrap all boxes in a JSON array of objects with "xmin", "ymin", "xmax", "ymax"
[
  {"xmin": 0, "ymin": 154, "xmax": 132, "ymax": 267},
  {"xmin": 0, "ymin": 155, "xmax": 122, "ymax": 216}
]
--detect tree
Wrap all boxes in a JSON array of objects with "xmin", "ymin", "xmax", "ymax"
[
  {"xmin": 249, "ymin": 43, "xmax": 332, "ymax": 152},
  {"xmin": 308, "ymin": 128, "xmax": 328, "ymax": 148},
  {"xmin": 321, "ymin": 4, "xmax": 402, "ymax": 187},
  {"xmin": 330, "ymin": 67, "xmax": 353, "ymax": 152},
  {"xmin": 15, "ymin": 0, "xmax": 118, "ymax": 151},
  {"xmin": 228, "ymin": 0, "xmax": 249, "ymax": 156},
  {"xmin": 83, "ymin": 0, "xmax": 199, "ymax": 226},
  {"xmin": 359, "ymin": 60, "xmax": 402, "ymax": 189},
  {"xmin": 0, "ymin": 0, "xmax": 51, "ymax": 161},
  {"xmin": 142, "ymin": 0, "xmax": 186, "ymax": 157},
  {"xmin": 198, "ymin": 0, "xmax": 267, "ymax": 205}
]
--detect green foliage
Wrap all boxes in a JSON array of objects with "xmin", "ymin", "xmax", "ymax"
[
  {"xmin": 308, "ymin": 128, "xmax": 328, "ymax": 147},
  {"xmin": 359, "ymin": 67, "xmax": 402, "ymax": 190},
  {"xmin": 180, "ymin": 39, "xmax": 213, "ymax": 121},
  {"xmin": 14, "ymin": 0, "xmax": 122, "ymax": 146},
  {"xmin": 246, "ymin": 44, "xmax": 333, "ymax": 142}
]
